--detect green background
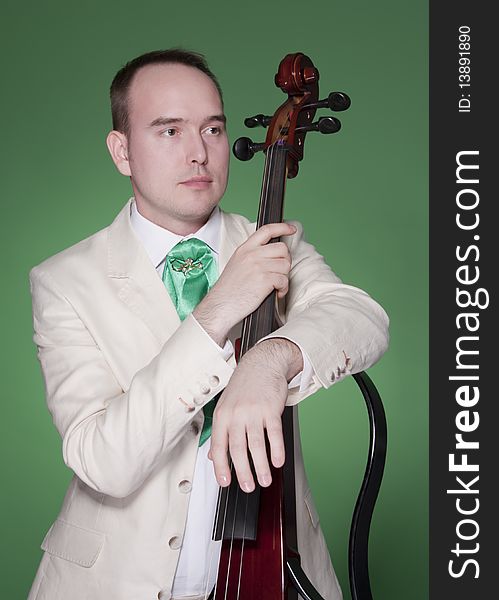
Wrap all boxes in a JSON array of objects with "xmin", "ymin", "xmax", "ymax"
[{"xmin": 1, "ymin": 0, "xmax": 428, "ymax": 598}]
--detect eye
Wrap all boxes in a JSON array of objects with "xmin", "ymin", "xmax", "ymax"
[
  {"xmin": 162, "ymin": 128, "xmax": 177, "ymax": 137},
  {"xmin": 205, "ymin": 126, "xmax": 221, "ymax": 135}
]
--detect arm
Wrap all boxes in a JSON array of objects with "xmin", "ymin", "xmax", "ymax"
[
  {"xmin": 30, "ymin": 267, "xmax": 234, "ymax": 499},
  {"xmin": 201, "ymin": 220, "xmax": 389, "ymax": 491},
  {"xmin": 263, "ymin": 219, "xmax": 390, "ymax": 398}
]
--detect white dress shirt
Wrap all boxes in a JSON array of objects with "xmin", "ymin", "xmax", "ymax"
[{"xmin": 129, "ymin": 200, "xmax": 313, "ymax": 597}]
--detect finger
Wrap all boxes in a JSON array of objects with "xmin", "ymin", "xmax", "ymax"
[
  {"xmin": 266, "ymin": 416, "xmax": 285, "ymax": 468},
  {"xmin": 268, "ymin": 258, "xmax": 292, "ymax": 275},
  {"xmin": 272, "ymin": 273, "xmax": 289, "ymax": 297},
  {"xmin": 210, "ymin": 423, "xmax": 231, "ymax": 487},
  {"xmin": 247, "ymin": 424, "xmax": 272, "ymax": 487},
  {"xmin": 246, "ymin": 222, "xmax": 297, "ymax": 248},
  {"xmin": 228, "ymin": 425, "xmax": 255, "ymax": 493},
  {"xmin": 255, "ymin": 254, "xmax": 292, "ymax": 276},
  {"xmin": 257, "ymin": 241, "xmax": 292, "ymax": 260}
]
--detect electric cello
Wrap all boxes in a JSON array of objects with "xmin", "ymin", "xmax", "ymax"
[{"xmin": 210, "ymin": 53, "xmax": 387, "ymax": 600}]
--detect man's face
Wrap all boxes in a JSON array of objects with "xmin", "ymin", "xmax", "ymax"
[{"xmin": 112, "ymin": 63, "xmax": 230, "ymax": 233}]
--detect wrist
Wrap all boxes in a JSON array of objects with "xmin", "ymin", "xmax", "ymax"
[
  {"xmin": 192, "ymin": 292, "xmax": 232, "ymax": 347},
  {"xmin": 251, "ymin": 338, "xmax": 304, "ymax": 382}
]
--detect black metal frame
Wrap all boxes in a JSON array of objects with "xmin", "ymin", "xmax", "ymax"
[
  {"xmin": 286, "ymin": 370, "xmax": 387, "ymax": 600},
  {"xmin": 348, "ymin": 372, "xmax": 388, "ymax": 600}
]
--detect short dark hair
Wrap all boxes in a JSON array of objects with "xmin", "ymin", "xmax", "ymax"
[{"xmin": 110, "ymin": 48, "xmax": 223, "ymax": 136}]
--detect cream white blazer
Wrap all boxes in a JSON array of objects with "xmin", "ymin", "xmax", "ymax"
[{"xmin": 27, "ymin": 200, "xmax": 389, "ymax": 600}]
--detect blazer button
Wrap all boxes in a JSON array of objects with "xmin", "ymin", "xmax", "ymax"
[
  {"xmin": 209, "ymin": 375, "xmax": 220, "ymax": 387},
  {"xmin": 200, "ymin": 383, "xmax": 211, "ymax": 394},
  {"xmin": 193, "ymin": 396, "xmax": 204, "ymax": 406},
  {"xmin": 178, "ymin": 479, "xmax": 192, "ymax": 493},
  {"xmin": 168, "ymin": 535, "xmax": 182, "ymax": 550}
]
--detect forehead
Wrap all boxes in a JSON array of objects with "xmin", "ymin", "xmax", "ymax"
[{"xmin": 128, "ymin": 63, "xmax": 223, "ymax": 125}]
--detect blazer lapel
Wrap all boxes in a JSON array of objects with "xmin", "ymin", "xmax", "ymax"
[
  {"xmin": 218, "ymin": 209, "xmax": 254, "ymax": 273},
  {"xmin": 107, "ymin": 200, "xmax": 180, "ymax": 346},
  {"xmin": 106, "ymin": 203, "xmax": 254, "ymax": 347}
]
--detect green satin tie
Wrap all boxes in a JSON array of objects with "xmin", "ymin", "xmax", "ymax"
[
  {"xmin": 162, "ymin": 238, "xmax": 218, "ymax": 321},
  {"xmin": 162, "ymin": 238, "xmax": 219, "ymax": 446}
]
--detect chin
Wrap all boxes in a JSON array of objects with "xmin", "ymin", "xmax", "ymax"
[{"xmin": 180, "ymin": 197, "xmax": 219, "ymax": 216}]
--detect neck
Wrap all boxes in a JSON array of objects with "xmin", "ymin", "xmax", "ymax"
[{"xmin": 134, "ymin": 199, "xmax": 211, "ymax": 235}]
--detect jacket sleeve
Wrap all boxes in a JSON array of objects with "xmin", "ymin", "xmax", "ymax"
[
  {"xmin": 30, "ymin": 267, "xmax": 234, "ymax": 499},
  {"xmin": 259, "ymin": 220, "xmax": 390, "ymax": 406}
]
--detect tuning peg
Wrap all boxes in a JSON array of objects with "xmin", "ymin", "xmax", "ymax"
[
  {"xmin": 328, "ymin": 92, "xmax": 351, "ymax": 111},
  {"xmin": 296, "ymin": 116, "xmax": 341, "ymax": 135},
  {"xmin": 302, "ymin": 91, "xmax": 351, "ymax": 112},
  {"xmin": 244, "ymin": 114, "xmax": 273, "ymax": 128},
  {"xmin": 233, "ymin": 137, "xmax": 266, "ymax": 161},
  {"xmin": 244, "ymin": 113, "xmax": 272, "ymax": 128}
]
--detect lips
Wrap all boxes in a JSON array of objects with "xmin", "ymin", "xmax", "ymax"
[
  {"xmin": 180, "ymin": 176, "xmax": 213, "ymax": 184},
  {"xmin": 179, "ymin": 176, "xmax": 213, "ymax": 189}
]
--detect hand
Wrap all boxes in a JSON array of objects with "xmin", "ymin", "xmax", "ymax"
[
  {"xmin": 193, "ymin": 222, "xmax": 296, "ymax": 346},
  {"xmin": 208, "ymin": 338, "xmax": 303, "ymax": 492}
]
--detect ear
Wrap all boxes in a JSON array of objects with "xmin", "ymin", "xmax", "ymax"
[{"xmin": 106, "ymin": 130, "xmax": 131, "ymax": 176}]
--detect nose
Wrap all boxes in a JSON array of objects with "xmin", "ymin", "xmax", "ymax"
[{"xmin": 185, "ymin": 132, "xmax": 208, "ymax": 166}]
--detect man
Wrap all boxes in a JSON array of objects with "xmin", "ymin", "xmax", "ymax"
[{"xmin": 28, "ymin": 49, "xmax": 389, "ymax": 600}]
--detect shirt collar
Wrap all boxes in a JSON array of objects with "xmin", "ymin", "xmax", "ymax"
[{"xmin": 130, "ymin": 198, "xmax": 222, "ymax": 269}]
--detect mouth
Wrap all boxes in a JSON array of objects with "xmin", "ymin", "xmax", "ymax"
[{"xmin": 179, "ymin": 176, "xmax": 213, "ymax": 189}]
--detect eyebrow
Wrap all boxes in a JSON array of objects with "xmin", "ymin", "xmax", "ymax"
[{"xmin": 148, "ymin": 114, "xmax": 227, "ymax": 128}]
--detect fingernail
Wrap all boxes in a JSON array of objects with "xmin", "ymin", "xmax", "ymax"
[
  {"xmin": 242, "ymin": 481, "xmax": 254, "ymax": 493},
  {"xmin": 262, "ymin": 474, "xmax": 271, "ymax": 486}
]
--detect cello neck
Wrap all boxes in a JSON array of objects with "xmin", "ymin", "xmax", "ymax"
[{"xmin": 239, "ymin": 142, "xmax": 289, "ymax": 358}]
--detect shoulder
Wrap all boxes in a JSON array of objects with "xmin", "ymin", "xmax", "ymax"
[
  {"xmin": 30, "ymin": 225, "xmax": 110, "ymax": 285},
  {"xmin": 30, "ymin": 200, "xmax": 134, "ymax": 285},
  {"xmin": 29, "ymin": 200, "xmax": 134, "ymax": 291}
]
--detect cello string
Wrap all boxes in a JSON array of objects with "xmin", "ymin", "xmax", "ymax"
[
  {"xmin": 237, "ymin": 122, "xmax": 289, "ymax": 600},
  {"xmin": 234, "ymin": 142, "xmax": 277, "ymax": 595},
  {"xmin": 205, "ymin": 463, "xmax": 233, "ymax": 600},
  {"xmin": 225, "ymin": 117, "xmax": 290, "ymax": 595},
  {"xmin": 210, "ymin": 445, "xmax": 239, "ymax": 600},
  {"xmin": 202, "ymin": 538, "xmax": 217, "ymax": 600},
  {"xmin": 232, "ymin": 134, "xmax": 290, "ymax": 594},
  {"xmin": 211, "ymin": 440, "xmax": 237, "ymax": 599},
  {"xmin": 236, "ymin": 492, "xmax": 250, "ymax": 600},
  {"xmin": 235, "ymin": 131, "xmax": 275, "ymax": 364},
  {"xmin": 223, "ymin": 484, "xmax": 241, "ymax": 600},
  {"xmin": 222, "ymin": 139, "xmax": 277, "ymax": 596},
  {"xmin": 214, "ymin": 110, "xmax": 292, "ymax": 595}
]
